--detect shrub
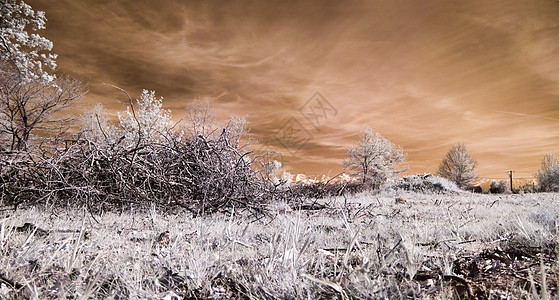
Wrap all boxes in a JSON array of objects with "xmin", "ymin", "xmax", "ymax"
[
  {"xmin": 518, "ymin": 182, "xmax": 537, "ymax": 194},
  {"xmin": 386, "ymin": 174, "xmax": 462, "ymax": 194},
  {"xmin": 0, "ymin": 151, "xmax": 40, "ymax": 207},
  {"xmin": 535, "ymin": 153, "xmax": 559, "ymax": 192},
  {"xmin": 0, "ymin": 90, "xmax": 278, "ymax": 214},
  {"xmin": 44, "ymin": 131, "xmax": 272, "ymax": 214},
  {"xmin": 489, "ymin": 180, "xmax": 508, "ymax": 194},
  {"xmin": 287, "ymin": 181, "xmax": 370, "ymax": 200}
]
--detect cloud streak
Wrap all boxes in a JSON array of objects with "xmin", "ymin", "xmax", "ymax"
[{"xmin": 29, "ymin": 0, "xmax": 559, "ymax": 178}]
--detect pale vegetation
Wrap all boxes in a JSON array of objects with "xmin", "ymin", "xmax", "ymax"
[
  {"xmin": 1, "ymin": 191, "xmax": 558, "ymax": 299},
  {"xmin": 0, "ymin": 71, "xmax": 84, "ymax": 151},
  {"xmin": 437, "ymin": 143, "xmax": 478, "ymax": 189},
  {"xmin": 536, "ymin": 154, "xmax": 559, "ymax": 192},
  {"xmin": 0, "ymin": 0, "xmax": 84, "ymax": 152},
  {"xmin": 344, "ymin": 128, "xmax": 406, "ymax": 188},
  {"xmin": 2, "ymin": 2, "xmax": 559, "ymax": 299},
  {"xmin": 0, "ymin": 0, "xmax": 57, "ymax": 83},
  {"xmin": 490, "ymin": 180, "xmax": 510, "ymax": 194}
]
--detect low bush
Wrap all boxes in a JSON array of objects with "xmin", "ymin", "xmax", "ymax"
[
  {"xmin": 0, "ymin": 151, "xmax": 42, "ymax": 208},
  {"xmin": 286, "ymin": 181, "xmax": 370, "ymax": 200},
  {"xmin": 489, "ymin": 180, "xmax": 508, "ymax": 194},
  {"xmin": 536, "ymin": 154, "xmax": 559, "ymax": 192},
  {"xmin": 518, "ymin": 182, "xmax": 537, "ymax": 194},
  {"xmin": 1, "ymin": 131, "xmax": 277, "ymax": 214},
  {"xmin": 386, "ymin": 174, "xmax": 462, "ymax": 194},
  {"xmin": 0, "ymin": 91, "xmax": 281, "ymax": 214}
]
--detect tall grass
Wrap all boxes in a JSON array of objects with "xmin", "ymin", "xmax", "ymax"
[{"xmin": 0, "ymin": 191, "xmax": 558, "ymax": 298}]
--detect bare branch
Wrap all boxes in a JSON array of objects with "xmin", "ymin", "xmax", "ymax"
[{"xmin": 437, "ymin": 143, "xmax": 477, "ymax": 189}]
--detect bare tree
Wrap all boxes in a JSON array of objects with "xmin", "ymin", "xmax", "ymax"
[
  {"xmin": 437, "ymin": 143, "xmax": 477, "ymax": 189},
  {"xmin": 535, "ymin": 153, "xmax": 559, "ymax": 192},
  {"xmin": 0, "ymin": 69, "xmax": 84, "ymax": 151},
  {"xmin": 184, "ymin": 99, "xmax": 215, "ymax": 140},
  {"xmin": 344, "ymin": 128, "xmax": 406, "ymax": 188},
  {"xmin": 0, "ymin": 1, "xmax": 84, "ymax": 151}
]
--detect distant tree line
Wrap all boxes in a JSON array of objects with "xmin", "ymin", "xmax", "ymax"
[{"xmin": 343, "ymin": 129, "xmax": 559, "ymax": 194}]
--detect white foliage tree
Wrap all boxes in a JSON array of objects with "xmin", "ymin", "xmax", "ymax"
[
  {"xmin": 79, "ymin": 104, "xmax": 115, "ymax": 143},
  {"xmin": 0, "ymin": 1, "xmax": 83, "ymax": 151},
  {"xmin": 344, "ymin": 128, "xmax": 406, "ymax": 187},
  {"xmin": 118, "ymin": 90, "xmax": 173, "ymax": 145},
  {"xmin": 535, "ymin": 153, "xmax": 559, "ymax": 192},
  {"xmin": 437, "ymin": 143, "xmax": 478, "ymax": 189},
  {"xmin": 0, "ymin": 0, "xmax": 57, "ymax": 83}
]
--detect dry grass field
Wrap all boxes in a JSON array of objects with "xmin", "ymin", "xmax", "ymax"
[{"xmin": 1, "ymin": 191, "xmax": 558, "ymax": 299}]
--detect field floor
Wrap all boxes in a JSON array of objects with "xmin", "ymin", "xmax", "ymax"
[{"xmin": 1, "ymin": 191, "xmax": 558, "ymax": 299}]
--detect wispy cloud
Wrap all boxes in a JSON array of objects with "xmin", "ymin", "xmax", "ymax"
[
  {"xmin": 30, "ymin": 0, "xmax": 559, "ymax": 178},
  {"xmin": 492, "ymin": 110, "xmax": 559, "ymax": 123}
]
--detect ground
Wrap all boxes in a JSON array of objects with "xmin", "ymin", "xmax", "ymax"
[{"xmin": 0, "ymin": 191, "xmax": 558, "ymax": 299}]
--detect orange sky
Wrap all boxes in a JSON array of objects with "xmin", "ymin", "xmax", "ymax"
[{"xmin": 29, "ymin": 0, "xmax": 559, "ymax": 179}]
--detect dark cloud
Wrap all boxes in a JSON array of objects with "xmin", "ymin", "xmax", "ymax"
[{"xmin": 28, "ymin": 0, "xmax": 559, "ymax": 178}]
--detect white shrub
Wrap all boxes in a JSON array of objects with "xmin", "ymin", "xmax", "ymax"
[
  {"xmin": 386, "ymin": 174, "xmax": 462, "ymax": 194},
  {"xmin": 117, "ymin": 90, "xmax": 173, "ymax": 145},
  {"xmin": 344, "ymin": 128, "xmax": 406, "ymax": 188}
]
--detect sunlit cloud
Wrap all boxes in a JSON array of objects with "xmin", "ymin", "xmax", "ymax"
[{"xmin": 29, "ymin": 0, "xmax": 559, "ymax": 178}]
